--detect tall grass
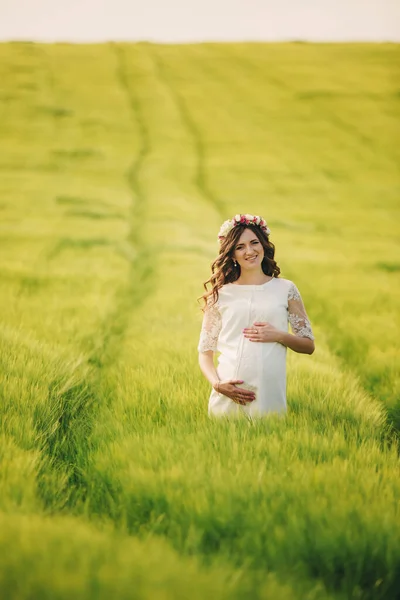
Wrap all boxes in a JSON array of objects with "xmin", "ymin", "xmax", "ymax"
[{"xmin": 0, "ymin": 41, "xmax": 399, "ymax": 599}]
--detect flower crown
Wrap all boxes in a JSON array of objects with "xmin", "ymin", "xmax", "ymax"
[{"xmin": 218, "ymin": 213, "xmax": 270, "ymax": 242}]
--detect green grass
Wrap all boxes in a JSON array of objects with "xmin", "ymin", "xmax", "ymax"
[{"xmin": 0, "ymin": 41, "xmax": 399, "ymax": 599}]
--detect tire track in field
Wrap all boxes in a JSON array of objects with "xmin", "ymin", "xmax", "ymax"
[
  {"xmin": 282, "ymin": 270, "xmax": 399, "ymax": 446},
  {"xmin": 307, "ymin": 289, "xmax": 399, "ymax": 445},
  {"xmin": 147, "ymin": 45, "xmax": 225, "ymax": 218},
  {"xmin": 34, "ymin": 44, "xmax": 157, "ymax": 510},
  {"xmin": 86, "ymin": 43, "xmax": 155, "ymax": 368},
  {"xmin": 113, "ymin": 43, "xmax": 150, "ymax": 248}
]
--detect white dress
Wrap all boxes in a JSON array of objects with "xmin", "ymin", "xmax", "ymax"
[{"xmin": 198, "ymin": 277, "xmax": 314, "ymax": 418}]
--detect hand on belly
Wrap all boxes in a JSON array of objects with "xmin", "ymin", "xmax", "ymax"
[{"xmin": 243, "ymin": 321, "xmax": 281, "ymax": 343}]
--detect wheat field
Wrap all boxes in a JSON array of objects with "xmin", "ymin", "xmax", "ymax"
[{"xmin": 0, "ymin": 41, "xmax": 399, "ymax": 599}]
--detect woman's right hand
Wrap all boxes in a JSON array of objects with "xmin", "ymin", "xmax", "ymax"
[{"xmin": 213, "ymin": 380, "xmax": 255, "ymax": 405}]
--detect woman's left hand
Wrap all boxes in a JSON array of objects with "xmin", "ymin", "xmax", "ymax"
[{"xmin": 243, "ymin": 322, "xmax": 282, "ymax": 343}]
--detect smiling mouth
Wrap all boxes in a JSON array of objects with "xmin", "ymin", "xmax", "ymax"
[{"xmin": 246, "ymin": 256, "xmax": 258, "ymax": 261}]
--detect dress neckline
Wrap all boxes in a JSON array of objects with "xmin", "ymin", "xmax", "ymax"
[{"xmin": 228, "ymin": 277, "xmax": 275, "ymax": 289}]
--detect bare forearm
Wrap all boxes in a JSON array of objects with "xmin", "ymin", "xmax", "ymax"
[
  {"xmin": 198, "ymin": 352, "xmax": 220, "ymax": 386},
  {"xmin": 277, "ymin": 331, "xmax": 315, "ymax": 354}
]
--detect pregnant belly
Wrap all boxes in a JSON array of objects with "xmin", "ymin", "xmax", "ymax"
[
  {"xmin": 236, "ymin": 338, "xmax": 262, "ymax": 390},
  {"xmin": 219, "ymin": 341, "xmax": 285, "ymax": 398},
  {"xmin": 217, "ymin": 338, "xmax": 262, "ymax": 396}
]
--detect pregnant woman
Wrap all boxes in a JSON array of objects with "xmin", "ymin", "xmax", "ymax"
[{"xmin": 198, "ymin": 214, "xmax": 315, "ymax": 418}]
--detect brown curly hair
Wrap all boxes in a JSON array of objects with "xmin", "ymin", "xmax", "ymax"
[{"xmin": 200, "ymin": 224, "xmax": 281, "ymax": 310}]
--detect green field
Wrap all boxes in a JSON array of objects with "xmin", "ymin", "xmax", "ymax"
[{"xmin": 0, "ymin": 41, "xmax": 399, "ymax": 599}]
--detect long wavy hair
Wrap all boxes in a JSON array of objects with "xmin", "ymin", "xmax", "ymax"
[{"xmin": 200, "ymin": 224, "xmax": 281, "ymax": 310}]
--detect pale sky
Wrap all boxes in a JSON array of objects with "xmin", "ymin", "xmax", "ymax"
[{"xmin": 0, "ymin": 0, "xmax": 399, "ymax": 42}]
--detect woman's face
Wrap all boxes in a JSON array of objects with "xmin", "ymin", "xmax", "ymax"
[{"xmin": 233, "ymin": 227, "xmax": 264, "ymax": 271}]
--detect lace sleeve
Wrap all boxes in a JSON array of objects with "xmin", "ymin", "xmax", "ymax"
[
  {"xmin": 198, "ymin": 298, "xmax": 222, "ymax": 353},
  {"xmin": 287, "ymin": 282, "xmax": 315, "ymax": 340}
]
